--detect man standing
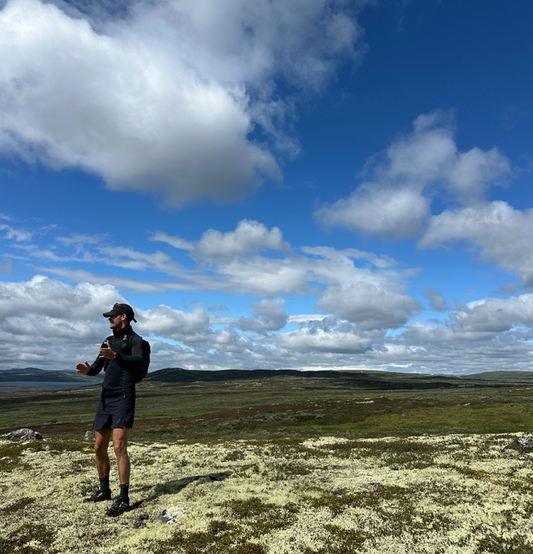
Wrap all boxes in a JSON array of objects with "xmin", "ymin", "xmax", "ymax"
[{"xmin": 76, "ymin": 303, "xmax": 147, "ymax": 517}]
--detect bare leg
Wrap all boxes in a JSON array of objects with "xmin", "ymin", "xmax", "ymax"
[
  {"xmin": 112, "ymin": 426, "xmax": 130, "ymax": 485},
  {"xmin": 94, "ymin": 429, "xmax": 112, "ymax": 478}
]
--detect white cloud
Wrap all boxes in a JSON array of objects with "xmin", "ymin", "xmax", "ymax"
[
  {"xmin": 136, "ymin": 304, "xmax": 210, "ymax": 340},
  {"xmin": 2, "ymin": 274, "xmax": 533, "ymax": 374},
  {"xmin": 317, "ymin": 282, "xmax": 421, "ymax": 330},
  {"xmin": 237, "ymin": 298, "xmax": 287, "ymax": 333},
  {"xmin": 301, "ymin": 246, "xmax": 397, "ymax": 269},
  {"xmin": 451, "ymin": 294, "xmax": 533, "ymax": 333},
  {"xmin": 315, "ymin": 185, "xmax": 430, "ymax": 238},
  {"xmin": 0, "ymin": 224, "xmax": 32, "ymax": 242},
  {"xmin": 446, "ymin": 146, "xmax": 511, "ymax": 205},
  {"xmin": 149, "ymin": 232, "xmax": 193, "ymax": 251},
  {"xmin": 420, "ymin": 201, "xmax": 533, "ymax": 286},
  {"xmin": 0, "ymin": 275, "xmax": 119, "ymax": 321},
  {"xmin": 0, "ymin": 0, "xmax": 363, "ymax": 206},
  {"xmin": 315, "ymin": 111, "xmax": 511, "ymax": 237},
  {"xmin": 57, "ymin": 234, "xmax": 106, "ymax": 246},
  {"xmin": 277, "ymin": 327, "xmax": 377, "ymax": 353},
  {"xmin": 194, "ymin": 219, "xmax": 289, "ymax": 261}
]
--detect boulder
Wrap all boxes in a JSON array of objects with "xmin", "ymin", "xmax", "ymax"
[
  {"xmin": 515, "ymin": 436, "xmax": 533, "ymax": 450},
  {"xmin": 0, "ymin": 428, "xmax": 43, "ymax": 440}
]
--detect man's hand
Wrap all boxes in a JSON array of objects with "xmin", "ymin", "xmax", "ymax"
[
  {"xmin": 76, "ymin": 362, "xmax": 91, "ymax": 374},
  {"xmin": 99, "ymin": 341, "xmax": 116, "ymax": 360}
]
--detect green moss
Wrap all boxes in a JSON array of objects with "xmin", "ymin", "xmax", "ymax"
[
  {"xmin": 0, "ymin": 523, "xmax": 56, "ymax": 554},
  {"xmin": 149, "ymin": 519, "xmax": 266, "ymax": 554},
  {"xmin": 0, "ymin": 441, "xmax": 25, "ymax": 471},
  {"xmin": 222, "ymin": 497, "xmax": 298, "ymax": 536},
  {"xmin": 476, "ymin": 532, "xmax": 533, "ymax": 553},
  {"xmin": 303, "ymin": 524, "xmax": 371, "ymax": 554},
  {"xmin": 0, "ymin": 497, "xmax": 34, "ymax": 515}
]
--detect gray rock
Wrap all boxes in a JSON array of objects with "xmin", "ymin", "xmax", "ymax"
[
  {"xmin": 85, "ymin": 431, "xmax": 95, "ymax": 441},
  {"xmin": 0, "ymin": 428, "xmax": 43, "ymax": 440},
  {"xmin": 516, "ymin": 436, "xmax": 533, "ymax": 450},
  {"xmin": 152, "ymin": 508, "xmax": 189, "ymax": 524}
]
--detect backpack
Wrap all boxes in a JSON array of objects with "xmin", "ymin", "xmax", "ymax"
[{"xmin": 106, "ymin": 333, "xmax": 151, "ymax": 383}]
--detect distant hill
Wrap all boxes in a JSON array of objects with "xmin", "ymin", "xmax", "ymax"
[
  {"xmin": 144, "ymin": 367, "xmax": 533, "ymax": 390},
  {"xmin": 3, "ymin": 366, "xmax": 533, "ymax": 389},
  {"xmin": 462, "ymin": 371, "xmax": 533, "ymax": 383},
  {"xmin": 0, "ymin": 367, "xmax": 103, "ymax": 383}
]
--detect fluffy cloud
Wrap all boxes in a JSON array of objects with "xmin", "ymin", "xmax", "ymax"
[
  {"xmin": 0, "ymin": 275, "xmax": 213, "ymax": 369},
  {"xmin": 317, "ymin": 282, "xmax": 421, "ymax": 330},
  {"xmin": 136, "ymin": 304, "xmax": 210, "ymax": 340},
  {"xmin": 277, "ymin": 326, "xmax": 377, "ymax": 353},
  {"xmin": 194, "ymin": 219, "xmax": 290, "ymax": 261},
  {"xmin": 420, "ymin": 201, "xmax": 533, "ymax": 287},
  {"xmin": 2, "ymin": 275, "xmax": 533, "ymax": 374},
  {"xmin": 315, "ymin": 186, "xmax": 430, "ymax": 238},
  {"xmin": 315, "ymin": 111, "xmax": 511, "ymax": 237},
  {"xmin": 0, "ymin": 275, "xmax": 118, "ymax": 322},
  {"xmin": 0, "ymin": 0, "xmax": 363, "ymax": 205},
  {"xmin": 451, "ymin": 294, "xmax": 533, "ymax": 334},
  {"xmin": 237, "ymin": 298, "xmax": 288, "ymax": 333}
]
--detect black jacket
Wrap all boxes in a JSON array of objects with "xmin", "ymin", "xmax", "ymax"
[{"xmin": 87, "ymin": 325, "xmax": 144, "ymax": 395}]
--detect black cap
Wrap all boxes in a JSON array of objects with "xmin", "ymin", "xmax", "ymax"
[{"xmin": 103, "ymin": 303, "xmax": 137, "ymax": 323}]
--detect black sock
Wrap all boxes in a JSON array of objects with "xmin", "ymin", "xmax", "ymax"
[
  {"xmin": 99, "ymin": 476, "xmax": 110, "ymax": 493},
  {"xmin": 119, "ymin": 484, "xmax": 129, "ymax": 502}
]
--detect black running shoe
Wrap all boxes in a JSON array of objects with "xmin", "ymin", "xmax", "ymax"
[
  {"xmin": 106, "ymin": 498, "xmax": 130, "ymax": 517},
  {"xmin": 83, "ymin": 489, "xmax": 112, "ymax": 503}
]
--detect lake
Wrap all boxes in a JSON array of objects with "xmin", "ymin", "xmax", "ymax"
[{"xmin": 0, "ymin": 381, "xmax": 102, "ymax": 392}]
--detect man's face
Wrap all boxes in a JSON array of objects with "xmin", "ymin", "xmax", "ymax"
[{"xmin": 109, "ymin": 313, "xmax": 127, "ymax": 330}]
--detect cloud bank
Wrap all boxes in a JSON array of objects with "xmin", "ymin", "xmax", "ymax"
[{"xmin": 0, "ymin": 0, "xmax": 363, "ymax": 205}]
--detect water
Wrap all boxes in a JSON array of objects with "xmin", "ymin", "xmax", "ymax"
[{"xmin": 0, "ymin": 381, "xmax": 102, "ymax": 393}]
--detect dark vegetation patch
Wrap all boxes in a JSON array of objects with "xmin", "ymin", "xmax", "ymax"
[
  {"xmin": 0, "ymin": 523, "xmax": 57, "ymax": 554},
  {"xmin": 309, "ymin": 485, "xmax": 453, "ymax": 537},
  {"xmin": 475, "ymin": 530, "xmax": 533, "ymax": 553},
  {"xmin": 321, "ymin": 438, "xmax": 438, "ymax": 467},
  {"xmin": 0, "ymin": 441, "xmax": 26, "ymax": 471},
  {"xmin": 222, "ymin": 497, "xmax": 299, "ymax": 536},
  {"xmin": 302, "ymin": 524, "xmax": 372, "ymax": 554},
  {"xmin": 149, "ymin": 520, "xmax": 266, "ymax": 554},
  {"xmin": 0, "ymin": 497, "xmax": 34, "ymax": 516}
]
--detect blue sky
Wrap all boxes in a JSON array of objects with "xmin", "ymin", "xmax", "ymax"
[{"xmin": 1, "ymin": 0, "xmax": 533, "ymax": 374}]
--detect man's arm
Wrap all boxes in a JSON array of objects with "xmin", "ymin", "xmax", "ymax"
[{"xmin": 76, "ymin": 345, "xmax": 106, "ymax": 376}]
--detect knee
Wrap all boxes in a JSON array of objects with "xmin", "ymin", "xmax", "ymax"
[
  {"xmin": 113, "ymin": 441, "xmax": 128, "ymax": 460},
  {"xmin": 94, "ymin": 440, "xmax": 108, "ymax": 456}
]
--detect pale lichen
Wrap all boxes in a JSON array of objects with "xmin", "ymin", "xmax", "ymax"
[{"xmin": 2, "ymin": 434, "xmax": 533, "ymax": 553}]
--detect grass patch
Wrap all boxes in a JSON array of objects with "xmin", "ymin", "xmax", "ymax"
[
  {"xmin": 149, "ymin": 520, "xmax": 266, "ymax": 554},
  {"xmin": 0, "ymin": 523, "xmax": 57, "ymax": 554},
  {"xmin": 0, "ymin": 497, "xmax": 34, "ymax": 516},
  {"xmin": 222, "ymin": 497, "xmax": 299, "ymax": 536}
]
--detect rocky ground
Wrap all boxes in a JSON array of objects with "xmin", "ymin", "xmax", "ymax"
[{"xmin": 2, "ymin": 433, "xmax": 533, "ymax": 554}]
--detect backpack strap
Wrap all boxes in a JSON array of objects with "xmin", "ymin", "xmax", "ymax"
[{"xmin": 121, "ymin": 334, "xmax": 130, "ymax": 355}]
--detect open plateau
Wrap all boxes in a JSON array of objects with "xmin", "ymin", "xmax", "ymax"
[{"xmin": 2, "ymin": 368, "xmax": 533, "ymax": 554}]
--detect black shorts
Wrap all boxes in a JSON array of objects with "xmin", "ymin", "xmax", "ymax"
[{"xmin": 93, "ymin": 391, "xmax": 135, "ymax": 430}]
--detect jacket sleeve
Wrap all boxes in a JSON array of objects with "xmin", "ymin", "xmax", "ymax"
[
  {"xmin": 86, "ymin": 338, "xmax": 110, "ymax": 376},
  {"xmin": 115, "ymin": 334, "xmax": 146, "ymax": 378},
  {"xmin": 87, "ymin": 356, "xmax": 105, "ymax": 376}
]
